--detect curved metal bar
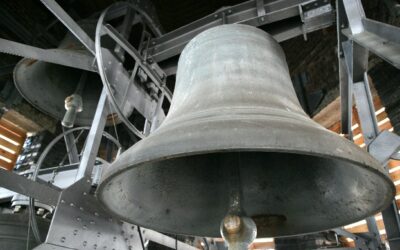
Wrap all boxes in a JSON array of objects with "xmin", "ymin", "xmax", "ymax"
[{"xmin": 95, "ymin": 5, "xmax": 147, "ymax": 138}]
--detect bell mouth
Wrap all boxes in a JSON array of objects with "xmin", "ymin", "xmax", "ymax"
[
  {"xmin": 14, "ymin": 58, "xmax": 104, "ymax": 126},
  {"xmin": 98, "ymin": 150, "xmax": 394, "ymax": 238}
]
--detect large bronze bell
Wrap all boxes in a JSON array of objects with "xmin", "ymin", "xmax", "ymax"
[
  {"xmin": 13, "ymin": 20, "xmax": 132, "ymax": 126},
  {"xmin": 98, "ymin": 24, "xmax": 394, "ymax": 238}
]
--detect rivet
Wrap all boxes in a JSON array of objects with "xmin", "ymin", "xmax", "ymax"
[
  {"xmin": 83, "ymin": 225, "xmax": 88, "ymax": 230},
  {"xmin": 80, "ymin": 207, "xmax": 84, "ymax": 211},
  {"xmin": 83, "ymin": 192, "xmax": 87, "ymax": 196},
  {"xmin": 76, "ymin": 217, "xmax": 81, "ymax": 222},
  {"xmin": 61, "ymin": 237, "xmax": 66, "ymax": 243},
  {"xmin": 70, "ymin": 203, "xmax": 75, "ymax": 207},
  {"xmin": 90, "ymin": 220, "xmax": 95, "ymax": 225},
  {"xmin": 94, "ymin": 212, "xmax": 99, "ymax": 216},
  {"xmin": 94, "ymin": 244, "xmax": 97, "ymax": 249},
  {"xmin": 61, "ymin": 199, "xmax": 65, "ymax": 203},
  {"xmin": 83, "ymin": 241, "xmax": 87, "ymax": 246},
  {"xmin": 73, "ymin": 229, "xmax": 78, "ymax": 236}
]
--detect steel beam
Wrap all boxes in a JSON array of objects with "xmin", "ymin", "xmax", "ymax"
[
  {"xmin": 40, "ymin": 0, "xmax": 95, "ymax": 55},
  {"xmin": 353, "ymin": 75, "xmax": 379, "ymax": 145},
  {"xmin": 338, "ymin": 1, "xmax": 400, "ymax": 248},
  {"xmin": 343, "ymin": 19, "xmax": 400, "ymax": 69},
  {"xmin": 0, "ymin": 169, "xmax": 60, "ymax": 206},
  {"xmin": 147, "ymin": 0, "xmax": 333, "ymax": 62},
  {"xmin": 337, "ymin": 0, "xmax": 352, "ymax": 138},
  {"xmin": 332, "ymin": 228, "xmax": 370, "ymax": 250},
  {"xmin": 75, "ymin": 88, "xmax": 108, "ymax": 181},
  {"xmin": 0, "ymin": 38, "xmax": 96, "ymax": 72}
]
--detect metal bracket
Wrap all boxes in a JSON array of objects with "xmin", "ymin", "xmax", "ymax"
[
  {"xmin": 0, "ymin": 169, "xmax": 61, "ymax": 206},
  {"xmin": 369, "ymin": 130, "xmax": 400, "ymax": 165},
  {"xmin": 146, "ymin": 0, "xmax": 334, "ymax": 63}
]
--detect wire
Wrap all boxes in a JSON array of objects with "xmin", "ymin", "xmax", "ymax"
[
  {"xmin": 137, "ymin": 226, "xmax": 145, "ymax": 250},
  {"xmin": 28, "ymin": 126, "xmax": 121, "ymax": 244},
  {"xmin": 26, "ymin": 210, "xmax": 31, "ymax": 250},
  {"xmin": 107, "ymin": 100, "xmax": 120, "ymax": 143},
  {"xmin": 175, "ymin": 234, "xmax": 178, "ymax": 250},
  {"xmin": 202, "ymin": 238, "xmax": 209, "ymax": 250}
]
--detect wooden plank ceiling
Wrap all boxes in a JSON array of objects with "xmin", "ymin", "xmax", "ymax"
[{"xmin": 0, "ymin": 118, "xmax": 26, "ymax": 170}]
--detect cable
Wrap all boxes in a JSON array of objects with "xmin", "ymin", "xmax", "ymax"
[
  {"xmin": 202, "ymin": 238, "xmax": 209, "ymax": 250},
  {"xmin": 26, "ymin": 209, "xmax": 32, "ymax": 250},
  {"xmin": 28, "ymin": 126, "xmax": 121, "ymax": 243},
  {"xmin": 107, "ymin": 100, "xmax": 120, "ymax": 143},
  {"xmin": 137, "ymin": 226, "xmax": 145, "ymax": 250}
]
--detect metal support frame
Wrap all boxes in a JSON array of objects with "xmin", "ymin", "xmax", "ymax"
[
  {"xmin": 332, "ymin": 228, "xmax": 373, "ymax": 250},
  {"xmin": 339, "ymin": 0, "xmax": 400, "ymax": 249},
  {"xmin": 0, "ymin": 0, "xmax": 354, "ymax": 249},
  {"xmin": 146, "ymin": 0, "xmax": 334, "ymax": 64},
  {"xmin": 0, "ymin": 169, "xmax": 61, "ymax": 206},
  {"xmin": 75, "ymin": 88, "xmax": 108, "ymax": 181},
  {"xmin": 0, "ymin": 2, "xmax": 199, "ymax": 249}
]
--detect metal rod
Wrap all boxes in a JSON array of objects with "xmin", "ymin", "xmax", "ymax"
[
  {"xmin": 75, "ymin": 88, "xmax": 108, "ymax": 181},
  {"xmin": 40, "ymin": 0, "xmax": 95, "ymax": 55},
  {"xmin": 0, "ymin": 169, "xmax": 60, "ymax": 206},
  {"xmin": 62, "ymin": 126, "xmax": 80, "ymax": 164}
]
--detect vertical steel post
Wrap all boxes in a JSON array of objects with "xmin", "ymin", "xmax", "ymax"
[
  {"xmin": 337, "ymin": 0, "xmax": 352, "ymax": 139},
  {"xmin": 75, "ymin": 88, "xmax": 108, "ymax": 181},
  {"xmin": 339, "ymin": 0, "xmax": 383, "ymax": 248},
  {"xmin": 340, "ymin": 1, "xmax": 400, "ymax": 248}
]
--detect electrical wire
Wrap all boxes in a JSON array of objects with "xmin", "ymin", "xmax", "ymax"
[
  {"xmin": 202, "ymin": 238, "xmax": 209, "ymax": 250},
  {"xmin": 137, "ymin": 226, "xmax": 145, "ymax": 250},
  {"xmin": 28, "ymin": 126, "xmax": 121, "ymax": 244},
  {"xmin": 107, "ymin": 100, "xmax": 120, "ymax": 143},
  {"xmin": 26, "ymin": 209, "xmax": 32, "ymax": 250}
]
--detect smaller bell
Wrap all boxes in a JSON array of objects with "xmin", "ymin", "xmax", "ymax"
[{"xmin": 13, "ymin": 20, "xmax": 131, "ymax": 126}]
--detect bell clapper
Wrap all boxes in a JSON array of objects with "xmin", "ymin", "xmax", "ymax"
[
  {"xmin": 220, "ymin": 153, "xmax": 257, "ymax": 250},
  {"xmin": 61, "ymin": 72, "xmax": 86, "ymax": 128}
]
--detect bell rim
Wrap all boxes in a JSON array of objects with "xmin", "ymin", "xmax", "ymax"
[
  {"xmin": 97, "ymin": 147, "xmax": 395, "ymax": 238},
  {"xmin": 13, "ymin": 58, "xmax": 123, "ymax": 126}
]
